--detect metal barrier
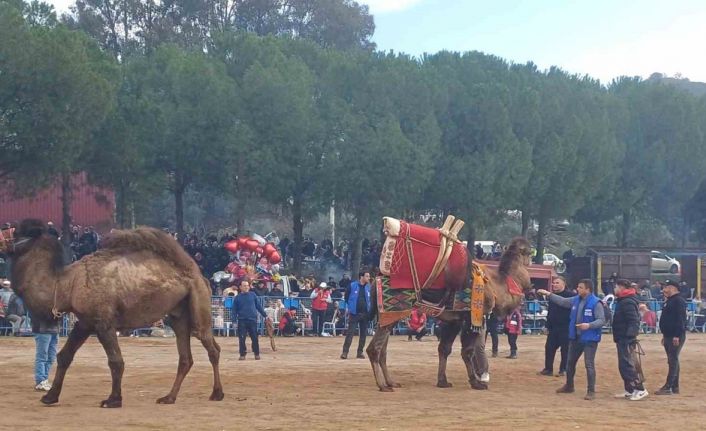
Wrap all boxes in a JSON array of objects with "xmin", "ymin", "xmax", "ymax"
[{"xmin": 3, "ymin": 296, "xmax": 703, "ymax": 338}]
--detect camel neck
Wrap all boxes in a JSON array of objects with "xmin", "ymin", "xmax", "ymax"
[{"xmin": 11, "ymin": 245, "xmax": 67, "ymax": 320}]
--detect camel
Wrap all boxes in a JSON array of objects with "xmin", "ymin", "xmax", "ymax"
[
  {"xmin": 366, "ymin": 236, "xmax": 532, "ymax": 392},
  {"xmin": 1, "ymin": 219, "xmax": 223, "ymax": 407}
]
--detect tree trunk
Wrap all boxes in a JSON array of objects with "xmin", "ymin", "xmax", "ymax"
[
  {"xmin": 681, "ymin": 209, "xmax": 689, "ymax": 248},
  {"xmin": 619, "ymin": 210, "xmax": 631, "ymax": 248},
  {"xmin": 534, "ymin": 214, "xmax": 547, "ymax": 264},
  {"xmin": 175, "ymin": 185, "xmax": 185, "ymax": 239},
  {"xmin": 60, "ymin": 173, "xmax": 73, "ymax": 264},
  {"xmin": 350, "ymin": 209, "xmax": 364, "ymax": 274},
  {"xmin": 465, "ymin": 222, "xmax": 476, "ymax": 257},
  {"xmin": 291, "ymin": 196, "xmax": 304, "ymax": 276},
  {"xmin": 115, "ymin": 181, "xmax": 126, "ymax": 228},
  {"xmin": 521, "ymin": 210, "xmax": 530, "ymax": 238}
]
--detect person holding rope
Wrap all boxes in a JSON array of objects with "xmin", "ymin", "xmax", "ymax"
[{"xmin": 611, "ymin": 279, "xmax": 648, "ymax": 400}]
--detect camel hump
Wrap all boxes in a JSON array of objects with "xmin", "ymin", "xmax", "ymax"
[{"xmin": 101, "ymin": 228, "xmax": 198, "ymax": 273}]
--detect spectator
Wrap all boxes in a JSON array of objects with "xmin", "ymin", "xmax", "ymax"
[
  {"xmin": 504, "ymin": 306, "xmax": 523, "ymax": 359},
  {"xmin": 231, "ymin": 280, "xmax": 269, "ymax": 360},
  {"xmin": 33, "ymin": 316, "xmax": 59, "ymax": 391},
  {"xmin": 603, "ymin": 272, "xmax": 618, "ymax": 296},
  {"xmin": 326, "ymin": 276, "xmax": 337, "ymax": 289},
  {"xmin": 299, "ymin": 280, "xmax": 313, "ymax": 299},
  {"xmin": 639, "ymin": 303, "xmax": 656, "ymax": 333},
  {"xmin": 407, "ymin": 307, "xmax": 427, "ymax": 341},
  {"xmin": 475, "ymin": 243, "xmax": 484, "ymax": 259},
  {"xmin": 270, "ymin": 282, "xmax": 285, "ymax": 298},
  {"xmin": 678, "ymin": 281, "xmax": 691, "ymax": 300},
  {"xmin": 341, "ymin": 271, "xmax": 372, "ymax": 360},
  {"xmin": 485, "ymin": 312, "xmax": 500, "ymax": 357},
  {"xmin": 650, "ymin": 280, "xmax": 663, "ymax": 301},
  {"xmin": 611, "ymin": 279, "xmax": 648, "ymax": 401},
  {"xmin": 537, "ymin": 279, "xmax": 606, "ymax": 401},
  {"xmin": 46, "ymin": 221, "xmax": 59, "ymax": 238},
  {"xmin": 338, "ymin": 273, "xmax": 352, "ymax": 292},
  {"xmin": 656, "ymin": 280, "xmax": 687, "ymax": 395},
  {"xmin": 278, "ymin": 307, "xmax": 299, "ymax": 336},
  {"xmin": 539, "ymin": 276, "xmax": 575, "ymax": 377},
  {"xmin": 311, "ymin": 282, "xmax": 332, "ymax": 337},
  {"xmin": 252, "ymin": 282, "xmax": 268, "ymax": 297}
]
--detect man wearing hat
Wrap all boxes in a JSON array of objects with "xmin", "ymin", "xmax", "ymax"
[
  {"xmin": 310, "ymin": 281, "xmax": 332, "ymax": 336},
  {"xmin": 656, "ymin": 280, "xmax": 687, "ymax": 395}
]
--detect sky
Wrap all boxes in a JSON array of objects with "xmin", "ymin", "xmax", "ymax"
[{"xmin": 46, "ymin": 0, "xmax": 706, "ymax": 84}]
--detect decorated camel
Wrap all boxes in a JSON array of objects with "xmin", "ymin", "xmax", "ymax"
[
  {"xmin": 366, "ymin": 216, "xmax": 531, "ymax": 392},
  {"xmin": 0, "ymin": 220, "xmax": 223, "ymax": 407}
]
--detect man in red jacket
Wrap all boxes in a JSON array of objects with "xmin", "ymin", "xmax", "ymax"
[
  {"xmin": 407, "ymin": 307, "xmax": 428, "ymax": 341},
  {"xmin": 310, "ymin": 282, "xmax": 332, "ymax": 336}
]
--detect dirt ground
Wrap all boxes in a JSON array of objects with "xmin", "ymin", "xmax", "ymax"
[{"xmin": 1, "ymin": 333, "xmax": 705, "ymax": 431}]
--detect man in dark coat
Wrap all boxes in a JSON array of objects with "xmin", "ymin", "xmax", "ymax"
[
  {"xmin": 612, "ymin": 279, "xmax": 647, "ymax": 400},
  {"xmin": 656, "ymin": 280, "xmax": 687, "ymax": 395}
]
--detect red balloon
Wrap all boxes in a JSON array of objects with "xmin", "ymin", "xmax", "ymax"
[
  {"xmin": 224, "ymin": 240, "xmax": 239, "ymax": 253},
  {"xmin": 245, "ymin": 239, "xmax": 259, "ymax": 251},
  {"xmin": 255, "ymin": 246, "xmax": 264, "ymax": 255},
  {"xmin": 262, "ymin": 243, "xmax": 277, "ymax": 257},
  {"xmin": 268, "ymin": 251, "xmax": 282, "ymax": 264},
  {"xmin": 237, "ymin": 237, "xmax": 248, "ymax": 248}
]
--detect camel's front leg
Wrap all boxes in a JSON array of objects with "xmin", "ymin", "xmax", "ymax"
[
  {"xmin": 366, "ymin": 324, "xmax": 395, "ymax": 392},
  {"xmin": 461, "ymin": 330, "xmax": 487, "ymax": 390},
  {"xmin": 96, "ymin": 328, "xmax": 125, "ymax": 408},
  {"xmin": 41, "ymin": 323, "xmax": 91, "ymax": 405},
  {"xmin": 437, "ymin": 321, "xmax": 460, "ymax": 388},
  {"xmin": 378, "ymin": 326, "xmax": 401, "ymax": 388}
]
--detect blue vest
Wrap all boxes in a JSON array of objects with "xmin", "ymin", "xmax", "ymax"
[
  {"xmin": 568, "ymin": 294, "xmax": 602, "ymax": 343},
  {"xmin": 347, "ymin": 281, "xmax": 371, "ymax": 315}
]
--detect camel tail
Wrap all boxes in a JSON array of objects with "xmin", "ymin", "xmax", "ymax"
[{"xmin": 101, "ymin": 228, "xmax": 198, "ymax": 274}]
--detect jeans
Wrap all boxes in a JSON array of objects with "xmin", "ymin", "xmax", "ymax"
[
  {"xmin": 408, "ymin": 327, "xmax": 428, "ymax": 340},
  {"xmin": 544, "ymin": 331, "xmax": 569, "ymax": 373},
  {"xmin": 507, "ymin": 333, "xmax": 518, "ymax": 353},
  {"xmin": 565, "ymin": 340, "xmax": 598, "ymax": 392},
  {"xmin": 663, "ymin": 334, "xmax": 686, "ymax": 390},
  {"xmin": 237, "ymin": 319, "xmax": 260, "ymax": 356},
  {"xmin": 312, "ymin": 309, "xmax": 326, "ymax": 335},
  {"xmin": 616, "ymin": 340, "xmax": 644, "ymax": 392},
  {"xmin": 35, "ymin": 333, "xmax": 58, "ymax": 384},
  {"xmin": 342, "ymin": 313, "xmax": 368, "ymax": 355}
]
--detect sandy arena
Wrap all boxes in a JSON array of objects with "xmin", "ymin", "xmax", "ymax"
[{"xmin": 1, "ymin": 333, "xmax": 705, "ymax": 430}]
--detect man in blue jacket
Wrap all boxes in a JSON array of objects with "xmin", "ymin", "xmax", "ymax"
[
  {"xmin": 538, "ymin": 279, "xmax": 605, "ymax": 400},
  {"xmin": 340, "ymin": 271, "xmax": 372, "ymax": 359},
  {"xmin": 232, "ymin": 280, "xmax": 269, "ymax": 360}
]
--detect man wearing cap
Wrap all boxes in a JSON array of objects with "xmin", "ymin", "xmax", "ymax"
[
  {"xmin": 656, "ymin": 280, "xmax": 687, "ymax": 395},
  {"xmin": 612, "ymin": 279, "xmax": 648, "ymax": 400},
  {"xmin": 310, "ymin": 281, "xmax": 332, "ymax": 336}
]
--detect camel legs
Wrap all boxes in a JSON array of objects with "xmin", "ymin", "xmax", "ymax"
[
  {"xmin": 378, "ymin": 326, "xmax": 401, "ymax": 389},
  {"xmin": 189, "ymin": 286, "xmax": 224, "ymax": 402},
  {"xmin": 40, "ymin": 323, "xmax": 91, "ymax": 405},
  {"xmin": 96, "ymin": 328, "xmax": 125, "ymax": 407},
  {"xmin": 366, "ymin": 323, "xmax": 395, "ymax": 392},
  {"xmin": 460, "ymin": 330, "xmax": 487, "ymax": 390},
  {"xmin": 157, "ymin": 315, "xmax": 193, "ymax": 404},
  {"xmin": 199, "ymin": 332, "xmax": 224, "ymax": 401},
  {"xmin": 437, "ymin": 321, "xmax": 460, "ymax": 388}
]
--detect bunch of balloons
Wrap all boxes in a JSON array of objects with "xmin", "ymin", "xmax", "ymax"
[{"xmin": 224, "ymin": 235, "xmax": 282, "ymax": 264}]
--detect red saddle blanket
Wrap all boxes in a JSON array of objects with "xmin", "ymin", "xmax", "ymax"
[{"xmin": 380, "ymin": 219, "xmax": 468, "ymax": 290}]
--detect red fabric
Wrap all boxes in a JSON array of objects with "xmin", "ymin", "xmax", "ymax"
[
  {"xmin": 408, "ymin": 309, "xmax": 427, "ymax": 331},
  {"xmin": 504, "ymin": 309, "xmax": 523, "ymax": 335},
  {"xmin": 617, "ymin": 288, "xmax": 637, "ymax": 298},
  {"xmin": 506, "ymin": 276, "xmax": 523, "ymax": 296},
  {"xmin": 278, "ymin": 310, "xmax": 296, "ymax": 331},
  {"xmin": 311, "ymin": 288, "xmax": 330, "ymax": 311},
  {"xmin": 641, "ymin": 310, "xmax": 657, "ymax": 328},
  {"xmin": 388, "ymin": 220, "xmax": 468, "ymax": 290}
]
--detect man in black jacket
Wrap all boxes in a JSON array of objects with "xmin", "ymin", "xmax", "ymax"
[
  {"xmin": 612, "ymin": 279, "xmax": 647, "ymax": 400},
  {"xmin": 538, "ymin": 276, "xmax": 575, "ymax": 377},
  {"xmin": 656, "ymin": 280, "xmax": 687, "ymax": 395}
]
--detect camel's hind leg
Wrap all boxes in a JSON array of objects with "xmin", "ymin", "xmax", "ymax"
[
  {"xmin": 157, "ymin": 314, "xmax": 193, "ymax": 404},
  {"xmin": 40, "ymin": 323, "xmax": 91, "ymax": 405},
  {"xmin": 460, "ymin": 330, "xmax": 487, "ymax": 390},
  {"xmin": 437, "ymin": 321, "xmax": 460, "ymax": 388},
  {"xmin": 366, "ymin": 323, "xmax": 395, "ymax": 392},
  {"xmin": 95, "ymin": 328, "xmax": 126, "ymax": 407},
  {"xmin": 190, "ymin": 282, "xmax": 224, "ymax": 401}
]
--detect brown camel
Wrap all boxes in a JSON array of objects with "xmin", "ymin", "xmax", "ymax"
[
  {"xmin": 1, "ymin": 219, "xmax": 223, "ymax": 407},
  {"xmin": 366, "ymin": 236, "xmax": 532, "ymax": 392}
]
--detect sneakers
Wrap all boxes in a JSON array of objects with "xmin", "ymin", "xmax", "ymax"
[
  {"xmin": 556, "ymin": 385, "xmax": 575, "ymax": 394},
  {"xmin": 584, "ymin": 391, "xmax": 596, "ymax": 401},
  {"xmin": 614, "ymin": 391, "xmax": 632, "ymax": 399},
  {"xmin": 537, "ymin": 369, "xmax": 553, "ymax": 376},
  {"xmin": 321, "ymin": 332, "xmax": 331, "ymax": 337},
  {"xmin": 480, "ymin": 372, "xmax": 490, "ymax": 383},
  {"xmin": 629, "ymin": 389, "xmax": 649, "ymax": 401},
  {"xmin": 34, "ymin": 380, "xmax": 51, "ymax": 391}
]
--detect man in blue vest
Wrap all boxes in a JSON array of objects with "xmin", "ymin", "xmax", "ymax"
[
  {"xmin": 340, "ymin": 271, "xmax": 372, "ymax": 359},
  {"xmin": 537, "ymin": 279, "xmax": 606, "ymax": 400}
]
